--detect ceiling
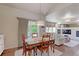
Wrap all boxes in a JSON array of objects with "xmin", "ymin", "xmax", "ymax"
[
  {"xmin": 0, "ymin": 3, "xmax": 54, "ymax": 16},
  {"xmin": 1, "ymin": 3, "xmax": 79, "ymax": 24},
  {"xmin": 0, "ymin": 3, "xmax": 72, "ymax": 16}
]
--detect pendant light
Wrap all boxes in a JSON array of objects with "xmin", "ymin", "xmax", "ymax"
[{"xmin": 37, "ymin": 3, "xmax": 44, "ymax": 26}]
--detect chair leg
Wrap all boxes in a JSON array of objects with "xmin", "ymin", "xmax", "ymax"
[
  {"xmin": 22, "ymin": 50, "xmax": 24, "ymax": 55},
  {"xmin": 25, "ymin": 51, "xmax": 27, "ymax": 56},
  {"xmin": 47, "ymin": 51, "xmax": 49, "ymax": 56},
  {"xmin": 35, "ymin": 48, "xmax": 37, "ymax": 55},
  {"xmin": 36, "ymin": 50, "xmax": 37, "ymax": 56},
  {"xmin": 29, "ymin": 50, "xmax": 32, "ymax": 56},
  {"xmin": 33, "ymin": 49, "xmax": 36, "ymax": 56},
  {"xmin": 50, "ymin": 44, "xmax": 52, "ymax": 51},
  {"xmin": 33, "ymin": 50, "xmax": 35, "ymax": 56},
  {"xmin": 41, "ymin": 52, "xmax": 42, "ymax": 56},
  {"xmin": 33, "ymin": 48, "xmax": 37, "ymax": 56},
  {"xmin": 53, "ymin": 44, "xmax": 55, "ymax": 53},
  {"xmin": 22, "ymin": 49, "xmax": 27, "ymax": 56},
  {"xmin": 41, "ymin": 51, "xmax": 43, "ymax": 56},
  {"xmin": 48, "ymin": 51, "xmax": 49, "ymax": 56},
  {"xmin": 46, "ymin": 49, "xmax": 49, "ymax": 56}
]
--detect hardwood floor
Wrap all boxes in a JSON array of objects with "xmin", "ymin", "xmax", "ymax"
[
  {"xmin": 1, "ymin": 48, "xmax": 16, "ymax": 56},
  {"xmin": 1, "ymin": 44, "xmax": 79, "ymax": 56}
]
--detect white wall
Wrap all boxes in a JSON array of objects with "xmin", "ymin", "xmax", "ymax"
[
  {"xmin": 70, "ymin": 28, "xmax": 79, "ymax": 41},
  {"xmin": 61, "ymin": 27, "xmax": 79, "ymax": 41},
  {"xmin": 0, "ymin": 5, "xmax": 43, "ymax": 49}
]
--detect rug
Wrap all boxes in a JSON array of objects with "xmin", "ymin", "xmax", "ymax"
[
  {"xmin": 64, "ymin": 40, "xmax": 79, "ymax": 48},
  {"xmin": 15, "ymin": 48, "xmax": 63, "ymax": 56}
]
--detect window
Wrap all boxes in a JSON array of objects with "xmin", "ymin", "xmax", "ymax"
[
  {"xmin": 31, "ymin": 21, "xmax": 37, "ymax": 33},
  {"xmin": 46, "ymin": 27, "xmax": 56, "ymax": 33},
  {"xmin": 49, "ymin": 27, "xmax": 53, "ymax": 32},
  {"xmin": 27, "ymin": 21, "xmax": 38, "ymax": 39},
  {"xmin": 53, "ymin": 27, "xmax": 56, "ymax": 33},
  {"xmin": 46, "ymin": 27, "xmax": 49, "ymax": 32}
]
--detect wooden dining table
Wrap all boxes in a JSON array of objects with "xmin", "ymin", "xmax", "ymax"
[{"xmin": 25, "ymin": 38, "xmax": 55, "ymax": 56}]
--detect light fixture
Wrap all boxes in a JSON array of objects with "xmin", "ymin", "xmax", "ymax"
[
  {"xmin": 37, "ymin": 3, "xmax": 45, "ymax": 26},
  {"xmin": 62, "ymin": 12, "xmax": 75, "ymax": 19}
]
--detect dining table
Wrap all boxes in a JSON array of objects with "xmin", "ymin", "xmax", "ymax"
[{"xmin": 25, "ymin": 38, "xmax": 55, "ymax": 56}]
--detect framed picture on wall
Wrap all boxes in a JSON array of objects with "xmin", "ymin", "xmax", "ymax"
[
  {"xmin": 76, "ymin": 31, "xmax": 79, "ymax": 37},
  {"xmin": 62, "ymin": 29, "xmax": 71, "ymax": 34}
]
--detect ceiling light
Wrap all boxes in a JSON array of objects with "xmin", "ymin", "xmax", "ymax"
[{"xmin": 63, "ymin": 12, "xmax": 75, "ymax": 19}]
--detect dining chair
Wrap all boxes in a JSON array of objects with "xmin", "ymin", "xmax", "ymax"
[
  {"xmin": 47, "ymin": 33, "xmax": 55, "ymax": 53},
  {"xmin": 49, "ymin": 39, "xmax": 55, "ymax": 53},
  {"xmin": 37, "ymin": 34, "xmax": 50, "ymax": 56},
  {"xmin": 41, "ymin": 33, "xmax": 55, "ymax": 54},
  {"xmin": 22, "ymin": 34, "xmax": 34, "ymax": 56}
]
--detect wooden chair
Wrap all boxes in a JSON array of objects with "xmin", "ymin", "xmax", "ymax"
[
  {"xmin": 47, "ymin": 33, "xmax": 55, "ymax": 53},
  {"xmin": 22, "ymin": 34, "xmax": 35, "ymax": 56},
  {"xmin": 49, "ymin": 39, "xmax": 55, "ymax": 53},
  {"xmin": 37, "ymin": 34, "xmax": 50, "ymax": 56}
]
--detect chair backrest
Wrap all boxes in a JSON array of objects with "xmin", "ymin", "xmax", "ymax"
[
  {"xmin": 41, "ymin": 33, "xmax": 50, "ymax": 48},
  {"xmin": 22, "ymin": 34, "xmax": 26, "ymax": 43},
  {"xmin": 42, "ymin": 34, "xmax": 50, "ymax": 41},
  {"xmin": 22, "ymin": 34, "xmax": 27, "ymax": 48}
]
